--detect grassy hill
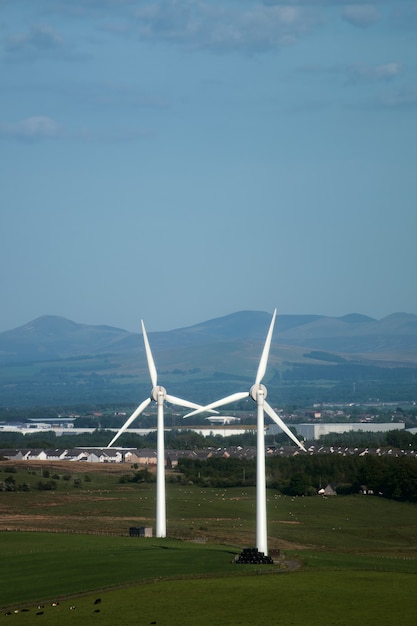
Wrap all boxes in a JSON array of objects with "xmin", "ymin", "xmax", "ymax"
[{"xmin": 0, "ymin": 460, "xmax": 416, "ymax": 625}]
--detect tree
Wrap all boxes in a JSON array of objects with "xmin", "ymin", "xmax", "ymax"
[{"xmin": 285, "ymin": 472, "xmax": 312, "ymax": 496}]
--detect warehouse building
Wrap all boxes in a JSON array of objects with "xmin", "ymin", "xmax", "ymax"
[{"xmin": 268, "ymin": 422, "xmax": 406, "ymax": 441}]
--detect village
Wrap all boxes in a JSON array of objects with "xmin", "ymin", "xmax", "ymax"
[{"xmin": 1, "ymin": 441, "xmax": 416, "ymax": 467}]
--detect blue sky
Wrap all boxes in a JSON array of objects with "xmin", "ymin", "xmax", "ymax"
[{"xmin": 1, "ymin": 0, "xmax": 416, "ymax": 333}]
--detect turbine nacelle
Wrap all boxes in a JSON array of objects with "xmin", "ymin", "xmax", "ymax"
[
  {"xmin": 151, "ymin": 386, "xmax": 167, "ymax": 402},
  {"xmin": 249, "ymin": 383, "xmax": 267, "ymax": 402}
]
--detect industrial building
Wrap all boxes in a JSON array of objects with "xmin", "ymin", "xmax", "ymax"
[{"xmin": 267, "ymin": 422, "xmax": 405, "ymax": 441}]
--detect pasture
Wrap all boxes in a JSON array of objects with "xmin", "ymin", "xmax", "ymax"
[{"xmin": 0, "ymin": 460, "xmax": 416, "ymax": 624}]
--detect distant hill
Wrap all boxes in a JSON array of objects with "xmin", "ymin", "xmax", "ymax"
[
  {"xmin": 1, "ymin": 311, "xmax": 416, "ymax": 362},
  {"xmin": 0, "ymin": 316, "xmax": 137, "ymax": 363},
  {"xmin": 0, "ymin": 312, "xmax": 416, "ymax": 407}
]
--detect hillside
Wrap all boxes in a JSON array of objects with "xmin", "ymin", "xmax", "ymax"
[{"xmin": 0, "ymin": 312, "xmax": 416, "ymax": 407}]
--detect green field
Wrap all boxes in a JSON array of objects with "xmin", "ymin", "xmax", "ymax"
[{"xmin": 1, "ymin": 461, "xmax": 416, "ymax": 624}]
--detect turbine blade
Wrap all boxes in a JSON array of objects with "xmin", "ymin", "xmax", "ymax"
[
  {"xmin": 141, "ymin": 320, "xmax": 157, "ymax": 388},
  {"xmin": 107, "ymin": 397, "xmax": 151, "ymax": 447},
  {"xmin": 184, "ymin": 391, "xmax": 249, "ymax": 418},
  {"xmin": 165, "ymin": 394, "xmax": 218, "ymax": 413},
  {"xmin": 255, "ymin": 309, "xmax": 277, "ymax": 385},
  {"xmin": 264, "ymin": 401, "xmax": 306, "ymax": 451}
]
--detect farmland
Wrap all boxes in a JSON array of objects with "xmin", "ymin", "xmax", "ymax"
[{"xmin": 0, "ymin": 460, "xmax": 416, "ymax": 624}]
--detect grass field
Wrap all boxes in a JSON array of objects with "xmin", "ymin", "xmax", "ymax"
[{"xmin": 1, "ymin": 460, "xmax": 416, "ymax": 624}]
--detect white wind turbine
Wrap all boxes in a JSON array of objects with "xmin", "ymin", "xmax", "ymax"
[
  {"xmin": 184, "ymin": 309, "xmax": 306, "ymax": 556},
  {"xmin": 107, "ymin": 320, "xmax": 216, "ymax": 538}
]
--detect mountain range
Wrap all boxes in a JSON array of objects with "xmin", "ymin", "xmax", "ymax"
[{"xmin": 0, "ymin": 312, "xmax": 416, "ymax": 408}]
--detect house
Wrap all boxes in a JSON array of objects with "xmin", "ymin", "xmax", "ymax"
[
  {"xmin": 134, "ymin": 449, "xmax": 158, "ymax": 466},
  {"xmin": 0, "ymin": 449, "xmax": 31, "ymax": 461},
  {"xmin": 318, "ymin": 484, "xmax": 337, "ymax": 496},
  {"xmin": 43, "ymin": 449, "xmax": 68, "ymax": 461}
]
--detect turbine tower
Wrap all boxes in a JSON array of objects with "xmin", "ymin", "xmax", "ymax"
[
  {"xmin": 184, "ymin": 309, "xmax": 306, "ymax": 555},
  {"xmin": 107, "ymin": 320, "xmax": 214, "ymax": 538}
]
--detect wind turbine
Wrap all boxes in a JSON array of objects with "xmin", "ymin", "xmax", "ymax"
[
  {"xmin": 184, "ymin": 309, "xmax": 306, "ymax": 556},
  {"xmin": 107, "ymin": 320, "xmax": 216, "ymax": 538}
]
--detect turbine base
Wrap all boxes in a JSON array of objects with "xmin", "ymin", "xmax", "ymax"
[{"xmin": 235, "ymin": 547, "xmax": 274, "ymax": 565}]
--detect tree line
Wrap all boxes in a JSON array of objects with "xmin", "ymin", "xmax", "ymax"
[
  {"xmin": 177, "ymin": 454, "xmax": 417, "ymax": 503},
  {"xmin": 1, "ymin": 427, "xmax": 416, "ymax": 451},
  {"xmin": 0, "ymin": 429, "xmax": 258, "ymax": 450}
]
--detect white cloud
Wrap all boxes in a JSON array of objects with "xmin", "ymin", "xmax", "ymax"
[
  {"xmin": 132, "ymin": 1, "xmax": 318, "ymax": 52},
  {"xmin": 347, "ymin": 62, "xmax": 403, "ymax": 82},
  {"xmin": 294, "ymin": 61, "xmax": 402, "ymax": 84},
  {"xmin": 3, "ymin": 2, "xmax": 319, "ymax": 55},
  {"xmin": 0, "ymin": 116, "xmax": 62, "ymax": 140},
  {"xmin": 4, "ymin": 23, "xmax": 74, "ymax": 61},
  {"xmin": 290, "ymin": 61, "xmax": 408, "ymax": 111},
  {"xmin": 375, "ymin": 85, "xmax": 417, "ymax": 109},
  {"xmin": 0, "ymin": 114, "xmax": 153, "ymax": 143},
  {"xmin": 341, "ymin": 5, "xmax": 381, "ymax": 28}
]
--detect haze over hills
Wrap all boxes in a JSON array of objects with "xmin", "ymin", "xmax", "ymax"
[
  {"xmin": 0, "ymin": 312, "xmax": 416, "ymax": 408},
  {"xmin": 1, "ymin": 311, "xmax": 416, "ymax": 362}
]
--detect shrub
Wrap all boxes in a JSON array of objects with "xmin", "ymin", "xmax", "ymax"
[
  {"xmin": 2, "ymin": 476, "xmax": 17, "ymax": 491},
  {"xmin": 336, "ymin": 483, "xmax": 356, "ymax": 495},
  {"xmin": 119, "ymin": 469, "xmax": 155, "ymax": 484},
  {"xmin": 36, "ymin": 480, "xmax": 57, "ymax": 491}
]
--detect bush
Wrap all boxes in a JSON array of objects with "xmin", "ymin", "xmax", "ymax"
[
  {"xmin": 119, "ymin": 469, "xmax": 155, "ymax": 484},
  {"xmin": 36, "ymin": 480, "xmax": 57, "ymax": 491},
  {"xmin": 2, "ymin": 476, "xmax": 17, "ymax": 491},
  {"xmin": 336, "ymin": 483, "xmax": 356, "ymax": 495}
]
